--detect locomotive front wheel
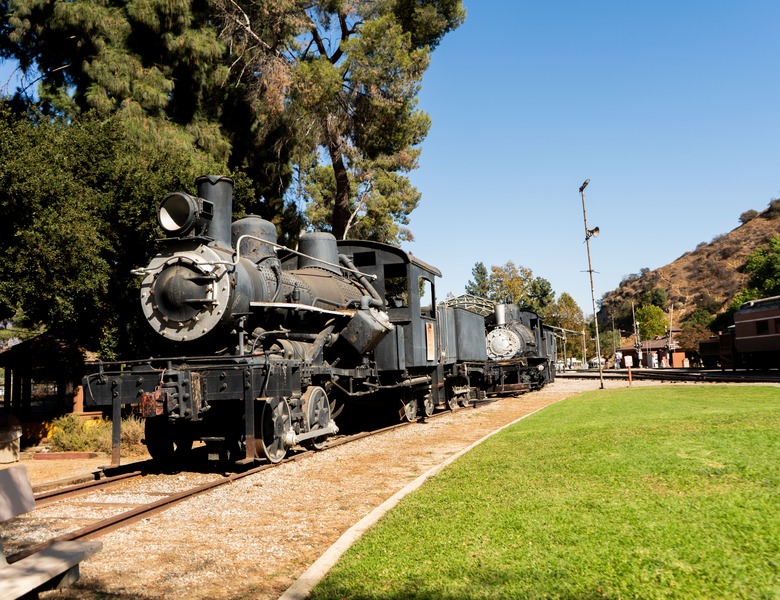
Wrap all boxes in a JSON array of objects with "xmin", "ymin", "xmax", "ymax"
[
  {"xmin": 301, "ymin": 386, "xmax": 331, "ymax": 450},
  {"xmin": 143, "ymin": 418, "xmax": 193, "ymax": 464},
  {"xmin": 257, "ymin": 398, "xmax": 291, "ymax": 464},
  {"xmin": 447, "ymin": 395, "xmax": 458, "ymax": 411}
]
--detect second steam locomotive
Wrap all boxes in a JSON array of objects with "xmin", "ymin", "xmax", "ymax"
[{"xmin": 83, "ymin": 176, "xmax": 556, "ymax": 465}]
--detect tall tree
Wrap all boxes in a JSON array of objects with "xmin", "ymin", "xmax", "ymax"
[
  {"xmin": 488, "ymin": 262, "xmax": 534, "ymax": 305},
  {"xmin": 465, "ymin": 262, "xmax": 490, "ymax": 297},
  {"xmin": 465, "ymin": 261, "xmax": 557, "ymax": 311},
  {"xmin": 528, "ymin": 277, "xmax": 554, "ymax": 313},
  {"xmin": 744, "ymin": 236, "xmax": 780, "ymax": 297},
  {"xmin": 0, "ymin": 0, "xmax": 228, "ymax": 149},
  {"xmin": 635, "ymin": 304, "xmax": 667, "ymax": 339},
  {"xmin": 217, "ymin": 0, "xmax": 464, "ymax": 242}
]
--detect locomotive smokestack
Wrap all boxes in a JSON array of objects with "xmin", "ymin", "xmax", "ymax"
[
  {"xmin": 495, "ymin": 303, "xmax": 507, "ymax": 326},
  {"xmin": 196, "ymin": 175, "xmax": 234, "ymax": 250}
]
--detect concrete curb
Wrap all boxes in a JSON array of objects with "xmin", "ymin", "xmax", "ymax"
[{"xmin": 278, "ymin": 403, "xmax": 552, "ymax": 600}]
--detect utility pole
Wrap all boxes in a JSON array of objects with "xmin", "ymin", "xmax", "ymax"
[{"xmin": 579, "ymin": 179, "xmax": 604, "ymax": 389}]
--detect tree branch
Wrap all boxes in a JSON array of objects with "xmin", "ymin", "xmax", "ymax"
[{"xmin": 224, "ymin": 0, "xmax": 273, "ymax": 52}]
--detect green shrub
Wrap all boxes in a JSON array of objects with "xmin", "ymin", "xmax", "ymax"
[
  {"xmin": 120, "ymin": 415, "xmax": 146, "ymax": 452},
  {"xmin": 766, "ymin": 198, "xmax": 780, "ymax": 218},
  {"xmin": 739, "ymin": 209, "xmax": 758, "ymax": 224},
  {"xmin": 50, "ymin": 414, "xmax": 147, "ymax": 455}
]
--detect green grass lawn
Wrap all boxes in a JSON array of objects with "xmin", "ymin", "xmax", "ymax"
[{"xmin": 310, "ymin": 385, "xmax": 780, "ymax": 599}]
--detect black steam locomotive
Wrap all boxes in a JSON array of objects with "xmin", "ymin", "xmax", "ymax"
[{"xmin": 83, "ymin": 176, "xmax": 555, "ymax": 465}]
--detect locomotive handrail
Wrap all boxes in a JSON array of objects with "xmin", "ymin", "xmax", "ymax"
[{"xmin": 248, "ymin": 302, "xmax": 357, "ymax": 317}]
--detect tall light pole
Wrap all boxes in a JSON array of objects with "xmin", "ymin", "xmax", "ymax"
[{"xmin": 579, "ymin": 179, "xmax": 604, "ymax": 389}]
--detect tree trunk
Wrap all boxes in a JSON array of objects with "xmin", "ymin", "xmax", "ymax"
[{"xmin": 328, "ymin": 143, "xmax": 351, "ymax": 239}]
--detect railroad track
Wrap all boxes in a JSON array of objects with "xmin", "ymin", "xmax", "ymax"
[{"xmin": 3, "ymin": 402, "xmax": 480, "ymax": 565}]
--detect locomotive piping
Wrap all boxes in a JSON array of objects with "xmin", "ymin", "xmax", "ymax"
[{"xmin": 338, "ymin": 254, "xmax": 383, "ymax": 308}]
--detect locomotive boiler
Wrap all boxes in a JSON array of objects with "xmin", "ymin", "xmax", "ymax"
[{"xmin": 82, "ymin": 176, "xmax": 557, "ymax": 467}]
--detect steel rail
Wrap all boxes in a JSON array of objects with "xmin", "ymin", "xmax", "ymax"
[{"xmin": 33, "ymin": 471, "xmax": 144, "ymax": 506}]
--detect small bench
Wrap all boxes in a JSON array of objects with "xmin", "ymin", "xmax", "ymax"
[{"xmin": 0, "ymin": 465, "xmax": 102, "ymax": 599}]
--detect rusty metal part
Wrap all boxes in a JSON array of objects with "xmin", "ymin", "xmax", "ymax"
[{"xmin": 141, "ymin": 390, "xmax": 173, "ymax": 418}]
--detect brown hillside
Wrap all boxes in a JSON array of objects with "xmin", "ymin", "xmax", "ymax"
[{"xmin": 599, "ymin": 209, "xmax": 780, "ymax": 322}]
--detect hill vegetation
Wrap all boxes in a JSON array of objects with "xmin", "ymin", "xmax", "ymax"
[{"xmin": 599, "ymin": 199, "xmax": 780, "ymax": 346}]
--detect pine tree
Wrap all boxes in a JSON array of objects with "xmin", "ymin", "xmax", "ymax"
[
  {"xmin": 465, "ymin": 262, "xmax": 490, "ymax": 297},
  {"xmin": 215, "ymin": 1, "xmax": 464, "ymax": 242}
]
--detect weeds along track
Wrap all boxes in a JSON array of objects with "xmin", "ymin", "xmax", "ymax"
[{"xmin": 2, "ymin": 403, "xmax": 476, "ymax": 565}]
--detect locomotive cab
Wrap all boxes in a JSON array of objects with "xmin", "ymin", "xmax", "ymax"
[{"xmin": 336, "ymin": 241, "xmax": 442, "ymax": 373}]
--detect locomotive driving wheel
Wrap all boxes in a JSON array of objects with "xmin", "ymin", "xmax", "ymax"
[
  {"xmin": 256, "ymin": 397, "xmax": 291, "ymax": 464},
  {"xmin": 301, "ymin": 386, "xmax": 331, "ymax": 450},
  {"xmin": 447, "ymin": 395, "xmax": 458, "ymax": 410},
  {"xmin": 422, "ymin": 393, "xmax": 435, "ymax": 418}
]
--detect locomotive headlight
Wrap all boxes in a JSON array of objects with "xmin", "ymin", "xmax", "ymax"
[{"xmin": 158, "ymin": 192, "xmax": 213, "ymax": 237}]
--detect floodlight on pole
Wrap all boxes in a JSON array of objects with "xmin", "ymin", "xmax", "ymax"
[{"xmin": 580, "ymin": 179, "xmax": 604, "ymax": 389}]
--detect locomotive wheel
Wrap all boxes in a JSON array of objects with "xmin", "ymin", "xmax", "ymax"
[
  {"xmin": 447, "ymin": 395, "xmax": 458, "ymax": 411},
  {"xmin": 257, "ymin": 398, "xmax": 291, "ymax": 464},
  {"xmin": 458, "ymin": 395, "xmax": 471, "ymax": 408},
  {"xmin": 422, "ymin": 394, "xmax": 434, "ymax": 417},
  {"xmin": 144, "ymin": 418, "xmax": 193, "ymax": 464},
  {"xmin": 401, "ymin": 398, "xmax": 418, "ymax": 422},
  {"xmin": 301, "ymin": 386, "xmax": 331, "ymax": 450}
]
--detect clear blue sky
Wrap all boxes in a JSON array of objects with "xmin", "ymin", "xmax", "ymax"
[
  {"xmin": 403, "ymin": 0, "xmax": 780, "ymax": 314},
  {"xmin": 2, "ymin": 2, "xmax": 778, "ymax": 315}
]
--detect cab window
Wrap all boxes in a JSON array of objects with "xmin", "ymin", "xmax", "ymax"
[{"xmin": 419, "ymin": 277, "xmax": 435, "ymax": 318}]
